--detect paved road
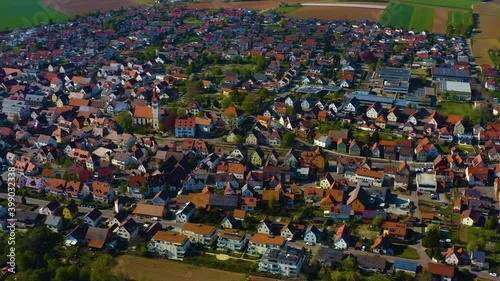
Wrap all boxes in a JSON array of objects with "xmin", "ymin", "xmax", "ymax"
[{"xmin": 301, "ymin": 3, "xmax": 387, "ymax": 9}]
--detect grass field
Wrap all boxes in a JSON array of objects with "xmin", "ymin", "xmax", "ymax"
[
  {"xmin": 379, "ymin": 3, "xmax": 415, "ymax": 29},
  {"xmin": 0, "ymin": 0, "xmax": 68, "ymax": 29},
  {"xmin": 113, "ymin": 255, "xmax": 246, "ymax": 281},
  {"xmin": 437, "ymin": 102, "xmax": 480, "ymax": 124},
  {"xmin": 446, "ymin": 11, "xmax": 473, "ymax": 27},
  {"xmin": 394, "ymin": 245, "xmax": 420, "ymax": 259},
  {"xmin": 285, "ymin": 6, "xmax": 384, "ymax": 21},
  {"xmin": 408, "ymin": 6, "xmax": 435, "ymax": 31},
  {"xmin": 394, "ymin": 0, "xmax": 479, "ymax": 10},
  {"xmin": 265, "ymin": 5, "xmax": 302, "ymax": 14}
]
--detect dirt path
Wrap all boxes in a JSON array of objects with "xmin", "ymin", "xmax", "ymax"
[{"xmin": 432, "ymin": 8, "xmax": 447, "ymax": 33}]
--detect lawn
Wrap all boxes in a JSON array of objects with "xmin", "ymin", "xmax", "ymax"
[
  {"xmin": 490, "ymin": 91, "xmax": 500, "ymax": 100},
  {"xmin": 353, "ymin": 130, "xmax": 370, "ymax": 144},
  {"xmin": 437, "ymin": 102, "xmax": 480, "ymax": 124},
  {"xmin": 488, "ymin": 47, "xmax": 500, "ymax": 67},
  {"xmin": 379, "ymin": 3, "xmax": 415, "ymax": 28},
  {"xmin": 184, "ymin": 15, "xmax": 202, "ymax": 25},
  {"xmin": 394, "ymin": 245, "xmax": 420, "ymax": 259},
  {"xmin": 113, "ymin": 255, "xmax": 246, "ymax": 281},
  {"xmin": 394, "ymin": 0, "xmax": 479, "ymax": 10},
  {"xmin": 266, "ymin": 24, "xmax": 281, "ymax": 30},
  {"xmin": 408, "ymin": 6, "xmax": 435, "ymax": 31},
  {"xmin": 0, "ymin": 0, "xmax": 69, "ymax": 29},
  {"xmin": 456, "ymin": 145, "xmax": 475, "ymax": 153},
  {"xmin": 272, "ymin": 5, "xmax": 302, "ymax": 14}
]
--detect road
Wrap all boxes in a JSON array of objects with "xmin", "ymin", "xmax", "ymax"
[{"xmin": 301, "ymin": 3, "xmax": 387, "ymax": 9}]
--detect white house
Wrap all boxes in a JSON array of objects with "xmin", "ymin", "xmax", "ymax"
[
  {"xmin": 304, "ymin": 225, "xmax": 322, "ymax": 244},
  {"xmin": 82, "ymin": 209, "xmax": 103, "ymax": 227},
  {"xmin": 334, "ymin": 224, "xmax": 350, "ymax": 250},
  {"xmin": 115, "ymin": 218, "xmax": 139, "ymax": 241},
  {"xmin": 176, "ymin": 202, "xmax": 196, "ymax": 223},
  {"xmin": 148, "ymin": 231, "xmax": 190, "ymax": 260},
  {"xmin": 314, "ymin": 135, "xmax": 332, "ymax": 148},
  {"xmin": 44, "ymin": 215, "xmax": 62, "ymax": 233}
]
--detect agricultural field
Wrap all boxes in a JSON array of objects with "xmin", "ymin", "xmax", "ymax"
[
  {"xmin": 0, "ymin": 0, "xmax": 68, "ymax": 29},
  {"xmin": 285, "ymin": 6, "xmax": 384, "ymax": 21},
  {"xmin": 395, "ymin": 0, "xmax": 480, "ymax": 10},
  {"xmin": 379, "ymin": 3, "xmax": 415, "ymax": 29},
  {"xmin": 407, "ymin": 6, "xmax": 435, "ymax": 31},
  {"xmin": 432, "ymin": 8, "xmax": 448, "ymax": 33},
  {"xmin": 472, "ymin": 3, "xmax": 500, "ymax": 65},
  {"xmin": 113, "ymin": 255, "xmax": 246, "ymax": 281},
  {"xmin": 44, "ymin": 0, "xmax": 141, "ymax": 16},
  {"xmin": 446, "ymin": 11, "xmax": 473, "ymax": 27}
]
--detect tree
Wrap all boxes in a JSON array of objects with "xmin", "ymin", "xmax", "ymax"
[
  {"xmin": 485, "ymin": 241, "xmax": 496, "ymax": 253},
  {"xmin": 462, "ymin": 115, "xmax": 471, "ymax": 131},
  {"xmin": 423, "ymin": 225, "xmax": 440, "ymax": 248},
  {"xmin": 280, "ymin": 132, "xmax": 296, "ymax": 148},
  {"xmin": 117, "ymin": 111, "xmax": 133, "ymax": 133},
  {"xmin": 286, "ymin": 106, "xmax": 295, "ymax": 116},
  {"xmin": 139, "ymin": 183, "xmax": 148, "ymax": 195},
  {"xmin": 186, "ymin": 80, "xmax": 203, "ymax": 101},
  {"xmin": 242, "ymin": 93, "xmax": 258, "ymax": 115},
  {"xmin": 467, "ymin": 239, "xmax": 478, "ymax": 253},
  {"xmin": 119, "ymin": 182, "xmax": 128, "ymax": 194},
  {"xmin": 372, "ymin": 215, "xmax": 383, "ymax": 228},
  {"xmin": 268, "ymin": 194, "xmax": 276, "ymax": 210},
  {"xmin": 370, "ymin": 131, "xmax": 380, "ymax": 143},
  {"xmin": 418, "ymin": 271, "xmax": 433, "ymax": 281},
  {"xmin": 90, "ymin": 254, "xmax": 118, "ymax": 281},
  {"xmin": 485, "ymin": 216, "xmax": 498, "ymax": 230},
  {"xmin": 396, "ymin": 271, "xmax": 414, "ymax": 281},
  {"xmin": 341, "ymin": 256, "xmax": 356, "ymax": 271}
]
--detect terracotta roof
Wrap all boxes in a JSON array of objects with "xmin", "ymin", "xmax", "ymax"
[
  {"xmin": 195, "ymin": 117, "xmax": 212, "ymax": 126},
  {"xmin": 355, "ymin": 168, "xmax": 384, "ymax": 179},
  {"xmin": 134, "ymin": 106, "xmax": 153, "ymax": 118},
  {"xmin": 421, "ymin": 212, "xmax": 435, "ymax": 220},
  {"xmin": 382, "ymin": 222, "xmax": 407, "ymax": 237},
  {"xmin": 251, "ymin": 233, "xmax": 285, "ymax": 245},
  {"xmin": 233, "ymin": 209, "xmax": 246, "ymax": 219},
  {"xmin": 183, "ymin": 223, "xmax": 216, "ymax": 235},
  {"xmin": 175, "ymin": 117, "xmax": 195, "ymax": 128},
  {"xmin": 132, "ymin": 204, "xmax": 166, "ymax": 217},
  {"xmin": 152, "ymin": 231, "xmax": 188, "ymax": 244},
  {"xmin": 426, "ymin": 263, "xmax": 455, "ymax": 277},
  {"xmin": 222, "ymin": 106, "xmax": 243, "ymax": 118}
]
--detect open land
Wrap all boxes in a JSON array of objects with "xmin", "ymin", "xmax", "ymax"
[
  {"xmin": 0, "ymin": 0, "xmax": 68, "ymax": 29},
  {"xmin": 432, "ymin": 8, "xmax": 447, "ymax": 33},
  {"xmin": 472, "ymin": 2, "xmax": 500, "ymax": 65},
  {"xmin": 379, "ymin": 3, "xmax": 415, "ymax": 29},
  {"xmin": 44, "ymin": 0, "xmax": 141, "ymax": 16},
  {"xmin": 408, "ymin": 6, "xmax": 435, "ymax": 31},
  {"xmin": 285, "ymin": 6, "xmax": 384, "ymax": 21},
  {"xmin": 113, "ymin": 255, "xmax": 246, "ymax": 281},
  {"xmin": 437, "ymin": 102, "xmax": 480, "ymax": 124},
  {"xmin": 393, "ymin": 0, "xmax": 479, "ymax": 10}
]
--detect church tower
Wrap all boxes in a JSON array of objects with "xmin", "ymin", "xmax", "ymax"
[{"xmin": 152, "ymin": 88, "xmax": 160, "ymax": 129}]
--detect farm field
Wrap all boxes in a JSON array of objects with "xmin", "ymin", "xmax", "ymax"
[
  {"xmin": 285, "ymin": 6, "xmax": 384, "ymax": 21},
  {"xmin": 472, "ymin": 3, "xmax": 500, "ymax": 65},
  {"xmin": 44, "ymin": 0, "xmax": 141, "ymax": 16},
  {"xmin": 407, "ymin": 6, "xmax": 435, "ymax": 31},
  {"xmin": 394, "ymin": 0, "xmax": 479, "ymax": 10},
  {"xmin": 432, "ymin": 8, "xmax": 447, "ymax": 33},
  {"xmin": 379, "ymin": 3, "xmax": 415, "ymax": 29},
  {"xmin": 0, "ymin": 0, "xmax": 68, "ymax": 29},
  {"xmin": 113, "ymin": 255, "xmax": 246, "ymax": 281},
  {"xmin": 446, "ymin": 11, "xmax": 473, "ymax": 27}
]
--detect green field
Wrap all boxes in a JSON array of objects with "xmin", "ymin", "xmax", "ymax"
[
  {"xmin": 408, "ymin": 6, "xmax": 435, "ymax": 31},
  {"xmin": 380, "ymin": 3, "xmax": 415, "ymax": 28},
  {"xmin": 394, "ymin": 0, "xmax": 479, "ymax": 10},
  {"xmin": 446, "ymin": 11, "xmax": 473, "ymax": 26},
  {"xmin": 380, "ymin": 3, "xmax": 434, "ymax": 32},
  {"xmin": 265, "ymin": 5, "xmax": 302, "ymax": 15},
  {"xmin": 437, "ymin": 102, "xmax": 480, "ymax": 124},
  {"xmin": 0, "ymin": 0, "xmax": 69, "ymax": 30}
]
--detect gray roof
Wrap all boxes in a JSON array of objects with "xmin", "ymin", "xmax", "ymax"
[{"xmin": 45, "ymin": 215, "xmax": 62, "ymax": 226}]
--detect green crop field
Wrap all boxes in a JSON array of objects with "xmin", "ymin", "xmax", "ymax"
[
  {"xmin": 408, "ymin": 6, "xmax": 435, "ymax": 31},
  {"xmin": 0, "ymin": 0, "xmax": 68, "ymax": 30},
  {"xmin": 446, "ymin": 11, "xmax": 473, "ymax": 26},
  {"xmin": 380, "ymin": 3, "xmax": 435, "ymax": 32},
  {"xmin": 379, "ymin": 3, "xmax": 415, "ymax": 28},
  {"xmin": 394, "ymin": 0, "xmax": 479, "ymax": 10}
]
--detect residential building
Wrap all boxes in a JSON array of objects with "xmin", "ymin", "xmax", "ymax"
[
  {"xmin": 148, "ymin": 231, "xmax": 190, "ymax": 260},
  {"xmin": 182, "ymin": 223, "xmax": 218, "ymax": 247},
  {"xmin": 217, "ymin": 229, "xmax": 247, "ymax": 252},
  {"xmin": 258, "ymin": 249, "xmax": 303, "ymax": 277},
  {"xmin": 248, "ymin": 233, "xmax": 287, "ymax": 255}
]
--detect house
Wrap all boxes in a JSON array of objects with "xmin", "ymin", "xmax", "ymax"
[
  {"xmin": 371, "ymin": 233, "xmax": 394, "ymax": 255},
  {"xmin": 62, "ymin": 202, "xmax": 79, "ymax": 221},
  {"xmin": 280, "ymin": 222, "xmax": 297, "ymax": 240},
  {"xmin": 92, "ymin": 181, "xmax": 114, "ymax": 204},
  {"xmin": 445, "ymin": 245, "xmax": 468, "ymax": 265},
  {"xmin": 347, "ymin": 186, "xmax": 369, "ymax": 213},
  {"xmin": 85, "ymin": 226, "xmax": 116, "ymax": 249},
  {"xmin": 323, "ymin": 204, "xmax": 351, "ymax": 221},
  {"xmin": 357, "ymin": 255, "xmax": 387, "ymax": 273},
  {"xmin": 148, "ymin": 231, "xmax": 190, "ymax": 260},
  {"xmin": 426, "ymin": 263, "xmax": 455, "ymax": 281},
  {"xmin": 152, "ymin": 190, "xmax": 170, "ymax": 206},
  {"xmin": 336, "ymin": 139, "xmax": 347, "ymax": 153},
  {"xmin": 222, "ymin": 107, "xmax": 245, "ymax": 128},
  {"xmin": 82, "ymin": 209, "xmax": 103, "ymax": 227},
  {"xmin": 304, "ymin": 225, "xmax": 322, "ymax": 244},
  {"xmin": 465, "ymin": 166, "xmax": 489, "ymax": 186},
  {"xmin": 221, "ymin": 213, "xmax": 239, "ymax": 229},
  {"xmin": 416, "ymin": 173, "xmax": 437, "ymax": 192},
  {"xmin": 257, "ymin": 217, "xmax": 273, "ymax": 235},
  {"xmin": 133, "ymin": 204, "xmax": 168, "ymax": 218},
  {"xmin": 314, "ymin": 134, "xmax": 332, "ymax": 148},
  {"xmin": 175, "ymin": 116, "xmax": 196, "ymax": 137},
  {"xmin": 366, "ymin": 102, "xmax": 382, "ymax": 119},
  {"xmin": 44, "ymin": 215, "xmax": 63, "ymax": 233},
  {"xmin": 217, "ymin": 229, "xmax": 247, "ymax": 252},
  {"xmin": 333, "ymin": 224, "xmax": 350, "ymax": 250},
  {"xmin": 258, "ymin": 249, "xmax": 303, "ymax": 277},
  {"xmin": 356, "ymin": 169, "xmax": 384, "ymax": 187},
  {"xmin": 182, "ymin": 223, "xmax": 218, "ymax": 247},
  {"xmin": 317, "ymin": 248, "xmax": 344, "ymax": 266},
  {"xmin": 15, "ymin": 211, "xmax": 44, "ymax": 229},
  {"xmin": 393, "ymin": 260, "xmax": 418, "ymax": 275},
  {"xmin": 116, "ymin": 218, "xmax": 139, "ymax": 241},
  {"xmin": 461, "ymin": 209, "xmax": 481, "ymax": 226},
  {"xmin": 176, "ymin": 202, "xmax": 196, "ymax": 223},
  {"xmin": 248, "ymin": 233, "xmax": 287, "ymax": 255},
  {"xmin": 470, "ymin": 251, "xmax": 488, "ymax": 270},
  {"xmin": 387, "ymin": 107, "xmax": 400, "ymax": 122},
  {"xmin": 349, "ymin": 139, "xmax": 361, "ymax": 156},
  {"xmin": 382, "ymin": 221, "xmax": 407, "ymax": 239},
  {"xmin": 39, "ymin": 200, "xmax": 61, "ymax": 216}
]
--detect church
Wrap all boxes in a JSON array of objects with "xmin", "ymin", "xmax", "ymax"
[{"xmin": 133, "ymin": 89, "xmax": 161, "ymax": 129}]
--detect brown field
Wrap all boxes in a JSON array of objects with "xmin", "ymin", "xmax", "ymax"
[
  {"xmin": 187, "ymin": 1, "xmax": 281, "ymax": 10},
  {"xmin": 285, "ymin": 6, "xmax": 384, "ymax": 21},
  {"xmin": 113, "ymin": 255, "xmax": 246, "ymax": 281},
  {"xmin": 44, "ymin": 0, "xmax": 143, "ymax": 16},
  {"xmin": 473, "ymin": 38, "xmax": 499, "ymax": 65},
  {"xmin": 432, "ymin": 8, "xmax": 447, "ymax": 33}
]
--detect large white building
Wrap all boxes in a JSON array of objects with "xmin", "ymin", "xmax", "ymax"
[
  {"xmin": 258, "ymin": 249, "xmax": 303, "ymax": 277},
  {"xmin": 217, "ymin": 229, "xmax": 247, "ymax": 252},
  {"xmin": 1, "ymin": 99, "xmax": 30, "ymax": 121},
  {"xmin": 248, "ymin": 233, "xmax": 287, "ymax": 255},
  {"xmin": 147, "ymin": 231, "xmax": 190, "ymax": 260},
  {"xmin": 416, "ymin": 173, "xmax": 437, "ymax": 192}
]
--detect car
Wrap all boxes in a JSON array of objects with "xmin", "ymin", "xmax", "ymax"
[
  {"xmin": 305, "ymin": 242, "xmax": 314, "ymax": 246},
  {"xmin": 417, "ymin": 191, "xmax": 423, "ymax": 196},
  {"xmin": 287, "ymin": 238, "xmax": 293, "ymax": 242},
  {"xmin": 489, "ymin": 273, "xmax": 497, "ymax": 277}
]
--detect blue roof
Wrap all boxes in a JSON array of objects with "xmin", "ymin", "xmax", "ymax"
[
  {"xmin": 471, "ymin": 251, "xmax": 486, "ymax": 262},
  {"xmin": 464, "ymin": 189, "xmax": 481, "ymax": 198},
  {"xmin": 394, "ymin": 259, "xmax": 417, "ymax": 271},
  {"xmin": 380, "ymin": 67, "xmax": 411, "ymax": 80}
]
